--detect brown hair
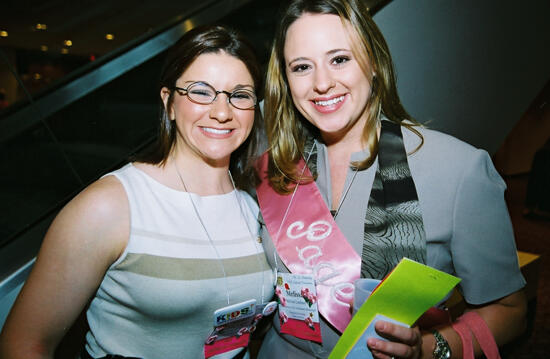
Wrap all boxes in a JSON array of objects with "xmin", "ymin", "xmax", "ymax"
[
  {"xmin": 264, "ymin": 0, "xmax": 422, "ymax": 194},
  {"xmin": 136, "ymin": 24, "xmax": 263, "ymax": 191}
]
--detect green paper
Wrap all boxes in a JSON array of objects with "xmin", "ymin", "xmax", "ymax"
[{"xmin": 329, "ymin": 258, "xmax": 461, "ymax": 358}]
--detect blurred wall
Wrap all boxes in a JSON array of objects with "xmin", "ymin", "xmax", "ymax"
[
  {"xmin": 374, "ymin": 0, "xmax": 550, "ymax": 155},
  {"xmin": 493, "ymin": 83, "xmax": 550, "ymax": 175}
]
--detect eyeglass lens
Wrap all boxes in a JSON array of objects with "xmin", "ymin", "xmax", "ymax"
[{"xmin": 186, "ymin": 82, "xmax": 256, "ymax": 109}]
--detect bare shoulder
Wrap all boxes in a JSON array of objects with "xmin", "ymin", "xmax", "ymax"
[
  {"xmin": 46, "ymin": 174, "xmax": 130, "ymax": 263},
  {"xmin": 74, "ymin": 174, "xmax": 128, "ymax": 216},
  {"xmin": 0, "ymin": 175, "xmax": 130, "ymax": 355}
]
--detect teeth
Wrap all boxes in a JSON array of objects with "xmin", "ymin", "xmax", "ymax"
[
  {"xmin": 202, "ymin": 127, "xmax": 231, "ymax": 134},
  {"xmin": 315, "ymin": 96, "xmax": 344, "ymax": 106}
]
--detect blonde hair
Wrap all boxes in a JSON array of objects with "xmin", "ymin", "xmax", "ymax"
[{"xmin": 264, "ymin": 0, "xmax": 423, "ymax": 194}]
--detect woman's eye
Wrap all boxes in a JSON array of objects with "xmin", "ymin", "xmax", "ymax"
[
  {"xmin": 232, "ymin": 91, "xmax": 253, "ymax": 100},
  {"xmin": 190, "ymin": 89, "xmax": 212, "ymax": 97},
  {"xmin": 332, "ymin": 56, "xmax": 350, "ymax": 65},
  {"xmin": 291, "ymin": 64, "xmax": 310, "ymax": 73}
]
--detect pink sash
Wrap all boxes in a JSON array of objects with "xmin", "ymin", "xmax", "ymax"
[
  {"xmin": 452, "ymin": 311, "xmax": 501, "ymax": 359},
  {"xmin": 256, "ymin": 153, "xmax": 361, "ymax": 333}
]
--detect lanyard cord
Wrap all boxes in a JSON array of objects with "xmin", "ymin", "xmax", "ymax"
[
  {"xmin": 271, "ymin": 140, "xmax": 359, "ymax": 269},
  {"xmin": 175, "ymin": 165, "xmax": 230, "ymax": 305},
  {"xmin": 175, "ymin": 165, "xmax": 265, "ymax": 305},
  {"xmin": 333, "ymin": 167, "xmax": 359, "ymax": 219},
  {"xmin": 229, "ymin": 172, "xmax": 266, "ymax": 304},
  {"xmin": 273, "ymin": 141, "xmax": 316, "ymax": 271}
]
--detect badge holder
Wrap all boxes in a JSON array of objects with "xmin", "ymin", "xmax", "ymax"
[
  {"xmin": 275, "ymin": 272, "xmax": 322, "ymax": 343},
  {"xmin": 183, "ymin": 173, "xmax": 276, "ymax": 359},
  {"xmin": 204, "ymin": 299, "xmax": 278, "ymax": 358}
]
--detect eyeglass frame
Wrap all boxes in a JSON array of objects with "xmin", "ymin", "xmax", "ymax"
[{"xmin": 172, "ymin": 81, "xmax": 257, "ymax": 110}]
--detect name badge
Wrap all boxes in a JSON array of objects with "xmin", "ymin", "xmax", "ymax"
[
  {"xmin": 276, "ymin": 272, "xmax": 322, "ymax": 343},
  {"xmin": 204, "ymin": 299, "xmax": 278, "ymax": 358}
]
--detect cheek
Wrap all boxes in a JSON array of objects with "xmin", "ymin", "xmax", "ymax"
[
  {"xmin": 176, "ymin": 100, "xmax": 206, "ymax": 120},
  {"xmin": 287, "ymin": 76, "xmax": 308, "ymax": 100},
  {"xmin": 287, "ymin": 79, "xmax": 310, "ymax": 116},
  {"xmin": 348, "ymin": 73, "xmax": 372, "ymax": 98},
  {"xmin": 243, "ymin": 113, "xmax": 255, "ymax": 133}
]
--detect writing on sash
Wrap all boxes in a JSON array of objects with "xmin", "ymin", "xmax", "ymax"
[{"xmin": 286, "ymin": 220, "xmax": 354, "ymax": 307}]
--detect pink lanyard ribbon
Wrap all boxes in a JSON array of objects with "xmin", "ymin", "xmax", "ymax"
[{"xmin": 256, "ymin": 153, "xmax": 361, "ymax": 333}]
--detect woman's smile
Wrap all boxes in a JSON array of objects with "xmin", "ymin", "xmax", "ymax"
[
  {"xmin": 199, "ymin": 126, "xmax": 233, "ymax": 137},
  {"xmin": 284, "ymin": 13, "xmax": 372, "ymax": 143},
  {"xmin": 312, "ymin": 94, "xmax": 347, "ymax": 113}
]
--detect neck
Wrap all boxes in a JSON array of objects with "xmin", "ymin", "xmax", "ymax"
[
  {"xmin": 322, "ymin": 117, "xmax": 366, "ymax": 155},
  {"xmin": 322, "ymin": 116, "xmax": 381, "ymax": 157},
  {"xmin": 169, "ymin": 154, "xmax": 233, "ymax": 196}
]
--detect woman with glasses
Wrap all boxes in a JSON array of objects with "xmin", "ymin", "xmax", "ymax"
[
  {"xmin": 0, "ymin": 25, "xmax": 274, "ymax": 359},
  {"xmin": 254, "ymin": 0, "xmax": 527, "ymax": 358}
]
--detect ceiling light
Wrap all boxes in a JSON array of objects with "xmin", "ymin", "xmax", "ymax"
[
  {"xmin": 105, "ymin": 34, "xmax": 114, "ymax": 40},
  {"xmin": 0, "ymin": 31, "xmax": 7, "ymax": 37},
  {"xmin": 64, "ymin": 40, "xmax": 72, "ymax": 47},
  {"xmin": 35, "ymin": 23, "xmax": 47, "ymax": 30},
  {"xmin": 183, "ymin": 20, "xmax": 195, "ymax": 32}
]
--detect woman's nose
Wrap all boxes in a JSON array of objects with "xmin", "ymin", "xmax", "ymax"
[
  {"xmin": 209, "ymin": 94, "xmax": 233, "ymax": 123},
  {"xmin": 313, "ymin": 66, "xmax": 335, "ymax": 94}
]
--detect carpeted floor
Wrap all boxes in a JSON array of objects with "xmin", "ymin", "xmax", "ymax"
[{"xmin": 501, "ymin": 174, "xmax": 550, "ymax": 358}]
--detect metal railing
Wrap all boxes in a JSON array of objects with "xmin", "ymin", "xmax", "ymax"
[
  {"xmin": 0, "ymin": 0, "xmax": 393, "ymax": 315},
  {"xmin": 0, "ymin": 0, "xmax": 254, "ymax": 303}
]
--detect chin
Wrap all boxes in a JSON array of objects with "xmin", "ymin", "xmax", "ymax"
[
  {"xmin": 199, "ymin": 150, "xmax": 234, "ymax": 164},
  {"xmin": 315, "ymin": 122, "xmax": 351, "ymax": 135}
]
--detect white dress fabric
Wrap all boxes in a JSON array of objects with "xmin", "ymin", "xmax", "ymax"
[{"xmin": 85, "ymin": 163, "xmax": 274, "ymax": 359}]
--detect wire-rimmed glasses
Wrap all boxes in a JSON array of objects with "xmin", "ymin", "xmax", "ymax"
[{"xmin": 173, "ymin": 81, "xmax": 257, "ymax": 110}]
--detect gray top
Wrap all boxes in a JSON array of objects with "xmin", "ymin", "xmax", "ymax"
[{"xmin": 257, "ymin": 126, "xmax": 525, "ymax": 358}]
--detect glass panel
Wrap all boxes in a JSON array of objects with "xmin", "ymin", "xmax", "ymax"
[
  {"xmin": 45, "ymin": 54, "xmax": 163, "ymax": 184},
  {"xmin": 0, "ymin": 48, "xmax": 25, "ymax": 114},
  {"xmin": 0, "ymin": 0, "xmax": 215, "ymax": 111},
  {"xmin": 0, "ymin": 120, "xmax": 81, "ymax": 245},
  {"xmin": 0, "ymin": 0, "xmax": 284, "ymax": 250}
]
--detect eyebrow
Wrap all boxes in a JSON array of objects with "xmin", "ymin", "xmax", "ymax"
[
  {"xmin": 233, "ymin": 84, "xmax": 255, "ymax": 90},
  {"xmin": 182, "ymin": 80, "xmax": 254, "ymax": 90},
  {"xmin": 287, "ymin": 48, "xmax": 352, "ymax": 67}
]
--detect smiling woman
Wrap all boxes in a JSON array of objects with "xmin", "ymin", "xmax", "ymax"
[
  {"xmin": 160, "ymin": 52, "xmax": 256, "ymax": 171},
  {"xmin": 284, "ymin": 13, "xmax": 373, "ymax": 147},
  {"xmin": 0, "ymin": 25, "xmax": 274, "ymax": 359},
  {"xmin": 161, "ymin": 51, "xmax": 255, "ymax": 172},
  {"xmin": 255, "ymin": 1, "xmax": 527, "ymax": 359}
]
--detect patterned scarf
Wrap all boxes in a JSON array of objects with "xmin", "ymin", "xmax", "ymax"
[
  {"xmin": 304, "ymin": 120, "xmax": 426, "ymax": 280},
  {"xmin": 361, "ymin": 120, "xmax": 426, "ymax": 279}
]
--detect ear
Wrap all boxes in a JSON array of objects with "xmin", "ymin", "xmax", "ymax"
[{"xmin": 160, "ymin": 87, "xmax": 174, "ymax": 120}]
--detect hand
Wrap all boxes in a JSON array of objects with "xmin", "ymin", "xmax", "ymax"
[{"xmin": 366, "ymin": 320, "xmax": 422, "ymax": 359}]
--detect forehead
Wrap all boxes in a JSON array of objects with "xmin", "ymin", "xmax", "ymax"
[
  {"xmin": 284, "ymin": 13, "xmax": 353, "ymax": 59},
  {"xmin": 179, "ymin": 51, "xmax": 254, "ymax": 87}
]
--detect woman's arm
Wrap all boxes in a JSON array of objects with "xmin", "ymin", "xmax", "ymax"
[
  {"xmin": 367, "ymin": 289, "xmax": 527, "ymax": 358},
  {"xmin": 366, "ymin": 147, "xmax": 528, "ymax": 358},
  {"xmin": 0, "ymin": 176, "xmax": 129, "ymax": 359}
]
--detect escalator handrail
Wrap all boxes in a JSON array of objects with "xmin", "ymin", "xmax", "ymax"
[{"xmin": 0, "ymin": 0, "xmax": 253, "ymax": 145}]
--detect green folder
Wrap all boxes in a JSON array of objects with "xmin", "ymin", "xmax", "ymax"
[{"xmin": 329, "ymin": 258, "xmax": 461, "ymax": 358}]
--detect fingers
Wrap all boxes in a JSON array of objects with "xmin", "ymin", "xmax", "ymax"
[
  {"xmin": 366, "ymin": 321, "xmax": 422, "ymax": 358},
  {"xmin": 369, "ymin": 347, "xmax": 395, "ymax": 359},
  {"xmin": 375, "ymin": 320, "xmax": 420, "ymax": 345},
  {"xmin": 367, "ymin": 338, "xmax": 415, "ymax": 359}
]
